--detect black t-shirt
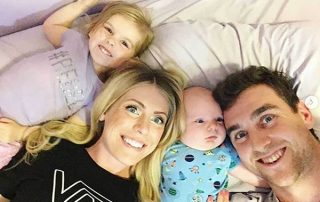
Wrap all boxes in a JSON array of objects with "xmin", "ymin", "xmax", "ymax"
[{"xmin": 0, "ymin": 140, "xmax": 138, "ymax": 202}]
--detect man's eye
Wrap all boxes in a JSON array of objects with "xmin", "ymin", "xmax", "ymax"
[
  {"xmin": 195, "ymin": 119, "xmax": 204, "ymax": 123},
  {"xmin": 234, "ymin": 131, "xmax": 248, "ymax": 141},
  {"xmin": 121, "ymin": 40, "xmax": 129, "ymax": 48},
  {"xmin": 126, "ymin": 105, "xmax": 139, "ymax": 115},
  {"xmin": 152, "ymin": 116, "xmax": 165, "ymax": 125},
  {"xmin": 261, "ymin": 114, "xmax": 275, "ymax": 126}
]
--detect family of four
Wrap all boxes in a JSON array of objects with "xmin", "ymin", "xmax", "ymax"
[{"xmin": 0, "ymin": 0, "xmax": 319, "ymax": 202}]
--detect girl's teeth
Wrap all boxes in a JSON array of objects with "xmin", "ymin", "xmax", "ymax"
[{"xmin": 124, "ymin": 137, "xmax": 143, "ymax": 148}]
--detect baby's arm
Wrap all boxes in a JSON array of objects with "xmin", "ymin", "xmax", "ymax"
[
  {"xmin": 43, "ymin": 0, "xmax": 99, "ymax": 47},
  {"xmin": 229, "ymin": 163, "xmax": 269, "ymax": 188}
]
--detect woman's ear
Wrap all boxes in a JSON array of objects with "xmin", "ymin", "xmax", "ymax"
[
  {"xmin": 99, "ymin": 113, "xmax": 105, "ymax": 121},
  {"xmin": 297, "ymin": 100, "xmax": 314, "ymax": 129}
]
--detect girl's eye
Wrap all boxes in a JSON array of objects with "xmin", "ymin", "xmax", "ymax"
[
  {"xmin": 105, "ymin": 27, "xmax": 113, "ymax": 34},
  {"xmin": 195, "ymin": 118, "xmax": 204, "ymax": 123},
  {"xmin": 126, "ymin": 105, "xmax": 139, "ymax": 115},
  {"xmin": 121, "ymin": 40, "xmax": 129, "ymax": 48},
  {"xmin": 152, "ymin": 116, "xmax": 165, "ymax": 125}
]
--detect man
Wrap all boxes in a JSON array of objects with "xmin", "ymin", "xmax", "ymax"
[{"xmin": 213, "ymin": 66, "xmax": 320, "ymax": 202}]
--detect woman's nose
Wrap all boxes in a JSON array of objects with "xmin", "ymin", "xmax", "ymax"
[{"xmin": 134, "ymin": 117, "xmax": 149, "ymax": 135}]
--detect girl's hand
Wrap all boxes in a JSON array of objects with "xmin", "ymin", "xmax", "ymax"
[{"xmin": 0, "ymin": 118, "xmax": 26, "ymax": 143}]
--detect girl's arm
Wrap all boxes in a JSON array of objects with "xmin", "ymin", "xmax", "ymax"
[
  {"xmin": 0, "ymin": 115, "xmax": 86, "ymax": 143},
  {"xmin": 43, "ymin": 0, "xmax": 99, "ymax": 47},
  {"xmin": 0, "ymin": 118, "xmax": 39, "ymax": 143},
  {"xmin": 229, "ymin": 163, "xmax": 269, "ymax": 188}
]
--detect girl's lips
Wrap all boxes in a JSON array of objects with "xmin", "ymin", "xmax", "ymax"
[{"xmin": 98, "ymin": 45, "xmax": 112, "ymax": 57}]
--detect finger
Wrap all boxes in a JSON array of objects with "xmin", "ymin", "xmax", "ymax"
[{"xmin": 0, "ymin": 117, "xmax": 12, "ymax": 123}]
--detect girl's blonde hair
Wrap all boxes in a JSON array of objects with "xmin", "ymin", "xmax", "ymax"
[
  {"xmin": 25, "ymin": 60, "xmax": 186, "ymax": 201},
  {"xmin": 88, "ymin": 1, "xmax": 154, "ymax": 56}
]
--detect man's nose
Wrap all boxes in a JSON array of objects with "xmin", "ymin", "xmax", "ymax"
[{"xmin": 250, "ymin": 129, "xmax": 271, "ymax": 152}]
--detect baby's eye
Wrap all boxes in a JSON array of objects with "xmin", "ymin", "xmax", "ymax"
[
  {"xmin": 121, "ymin": 40, "xmax": 129, "ymax": 48},
  {"xmin": 216, "ymin": 117, "xmax": 224, "ymax": 124},
  {"xmin": 152, "ymin": 116, "xmax": 165, "ymax": 125},
  {"xmin": 126, "ymin": 105, "xmax": 139, "ymax": 115},
  {"xmin": 195, "ymin": 118, "xmax": 204, "ymax": 123}
]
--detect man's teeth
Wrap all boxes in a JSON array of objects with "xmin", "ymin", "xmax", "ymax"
[
  {"xmin": 261, "ymin": 149, "xmax": 284, "ymax": 164},
  {"xmin": 123, "ymin": 137, "xmax": 144, "ymax": 148}
]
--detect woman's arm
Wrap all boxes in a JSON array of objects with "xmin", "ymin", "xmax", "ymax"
[
  {"xmin": 43, "ymin": 0, "xmax": 99, "ymax": 47},
  {"xmin": 229, "ymin": 163, "xmax": 269, "ymax": 188}
]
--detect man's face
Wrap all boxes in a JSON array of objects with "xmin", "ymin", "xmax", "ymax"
[{"xmin": 223, "ymin": 84, "xmax": 315, "ymax": 187}]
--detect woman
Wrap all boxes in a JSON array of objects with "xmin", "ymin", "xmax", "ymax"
[{"xmin": 0, "ymin": 63, "xmax": 185, "ymax": 202}]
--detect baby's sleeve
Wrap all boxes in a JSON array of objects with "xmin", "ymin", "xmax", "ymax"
[{"xmin": 223, "ymin": 139, "xmax": 240, "ymax": 170}]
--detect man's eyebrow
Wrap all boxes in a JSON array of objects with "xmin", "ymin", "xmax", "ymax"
[
  {"xmin": 251, "ymin": 104, "xmax": 278, "ymax": 120},
  {"xmin": 226, "ymin": 124, "xmax": 240, "ymax": 136}
]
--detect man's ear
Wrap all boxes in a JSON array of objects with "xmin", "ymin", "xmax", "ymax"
[{"xmin": 297, "ymin": 100, "xmax": 314, "ymax": 129}]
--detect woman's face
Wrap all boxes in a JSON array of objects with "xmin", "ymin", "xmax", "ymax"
[{"xmin": 94, "ymin": 83, "xmax": 169, "ymax": 171}]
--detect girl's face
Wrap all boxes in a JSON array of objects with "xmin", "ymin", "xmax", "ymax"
[
  {"xmin": 90, "ymin": 83, "xmax": 169, "ymax": 173},
  {"xmin": 88, "ymin": 14, "xmax": 144, "ymax": 74}
]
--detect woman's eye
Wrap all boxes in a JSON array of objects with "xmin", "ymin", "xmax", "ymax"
[
  {"xmin": 195, "ymin": 119, "xmax": 204, "ymax": 123},
  {"xmin": 121, "ymin": 40, "xmax": 129, "ymax": 48},
  {"xmin": 126, "ymin": 105, "xmax": 139, "ymax": 115},
  {"xmin": 152, "ymin": 116, "xmax": 165, "ymax": 125}
]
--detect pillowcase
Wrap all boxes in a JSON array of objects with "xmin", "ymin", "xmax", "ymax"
[{"xmin": 140, "ymin": 20, "xmax": 320, "ymax": 136}]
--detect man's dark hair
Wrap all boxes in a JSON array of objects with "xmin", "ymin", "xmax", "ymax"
[
  {"xmin": 213, "ymin": 66, "xmax": 319, "ymax": 140},
  {"xmin": 213, "ymin": 66, "xmax": 299, "ymax": 112}
]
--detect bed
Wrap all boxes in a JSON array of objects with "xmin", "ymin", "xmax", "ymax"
[{"xmin": 1, "ymin": 0, "xmax": 320, "ymax": 200}]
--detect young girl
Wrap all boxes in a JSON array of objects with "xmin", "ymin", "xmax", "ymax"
[
  {"xmin": 161, "ymin": 86, "xmax": 268, "ymax": 202},
  {"xmin": 0, "ymin": 0, "xmax": 153, "ymax": 168}
]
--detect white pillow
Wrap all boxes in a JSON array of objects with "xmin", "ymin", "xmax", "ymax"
[{"xmin": 141, "ymin": 20, "xmax": 320, "ymax": 136}]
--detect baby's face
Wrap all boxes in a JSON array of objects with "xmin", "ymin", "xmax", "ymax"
[{"xmin": 181, "ymin": 87, "xmax": 226, "ymax": 151}]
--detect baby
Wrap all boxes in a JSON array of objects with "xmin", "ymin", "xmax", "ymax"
[{"xmin": 160, "ymin": 86, "xmax": 267, "ymax": 202}]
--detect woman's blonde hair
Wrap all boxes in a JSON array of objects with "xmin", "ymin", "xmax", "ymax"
[
  {"xmin": 25, "ymin": 60, "xmax": 186, "ymax": 201},
  {"xmin": 88, "ymin": 1, "xmax": 154, "ymax": 56}
]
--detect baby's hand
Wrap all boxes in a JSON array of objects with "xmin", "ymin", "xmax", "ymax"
[
  {"xmin": 217, "ymin": 190, "xmax": 230, "ymax": 202},
  {"xmin": 0, "ymin": 118, "xmax": 26, "ymax": 143}
]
